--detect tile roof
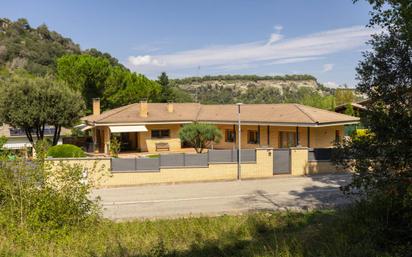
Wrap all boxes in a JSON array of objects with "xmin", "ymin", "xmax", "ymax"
[{"xmin": 83, "ymin": 103, "xmax": 359, "ymax": 126}]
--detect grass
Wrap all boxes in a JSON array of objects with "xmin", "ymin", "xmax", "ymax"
[
  {"xmin": 146, "ymin": 154, "xmax": 160, "ymax": 158},
  {"xmin": 0, "ymin": 209, "xmax": 398, "ymax": 257}
]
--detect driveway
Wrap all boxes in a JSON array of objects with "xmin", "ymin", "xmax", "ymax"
[{"xmin": 92, "ymin": 174, "xmax": 352, "ymax": 220}]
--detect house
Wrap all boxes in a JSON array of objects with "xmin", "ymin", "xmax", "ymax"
[
  {"xmin": 0, "ymin": 123, "xmax": 67, "ymax": 151},
  {"xmin": 81, "ymin": 99, "xmax": 360, "ymax": 155},
  {"xmin": 334, "ymin": 99, "xmax": 370, "ymax": 115}
]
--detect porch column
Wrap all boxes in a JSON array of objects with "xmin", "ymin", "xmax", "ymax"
[
  {"xmin": 92, "ymin": 127, "xmax": 97, "ymax": 152},
  {"xmin": 307, "ymin": 127, "xmax": 310, "ymax": 148},
  {"xmin": 233, "ymin": 124, "xmax": 236, "ymax": 145},
  {"xmin": 103, "ymin": 127, "xmax": 110, "ymax": 155},
  {"xmin": 267, "ymin": 125, "xmax": 270, "ymax": 146},
  {"xmin": 296, "ymin": 126, "xmax": 300, "ymax": 146},
  {"xmin": 257, "ymin": 125, "xmax": 261, "ymax": 145}
]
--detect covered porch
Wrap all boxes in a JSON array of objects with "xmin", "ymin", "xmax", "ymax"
[
  {"xmin": 212, "ymin": 124, "xmax": 343, "ymax": 150},
  {"xmin": 89, "ymin": 123, "xmax": 343, "ymax": 157}
]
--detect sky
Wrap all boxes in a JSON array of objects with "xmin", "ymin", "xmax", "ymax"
[{"xmin": 1, "ymin": 0, "xmax": 375, "ymax": 87}]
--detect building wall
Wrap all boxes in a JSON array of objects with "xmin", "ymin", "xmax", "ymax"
[
  {"xmin": 139, "ymin": 124, "xmax": 182, "ymax": 152},
  {"xmin": 96, "ymin": 124, "xmax": 345, "ymax": 154},
  {"xmin": 213, "ymin": 125, "xmax": 343, "ymax": 149},
  {"xmin": 310, "ymin": 126, "xmax": 343, "ymax": 148}
]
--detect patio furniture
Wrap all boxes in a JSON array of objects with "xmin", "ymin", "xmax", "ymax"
[{"xmin": 155, "ymin": 142, "xmax": 170, "ymax": 151}]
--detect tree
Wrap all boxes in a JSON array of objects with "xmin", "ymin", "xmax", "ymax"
[
  {"xmin": 343, "ymin": 104, "xmax": 355, "ymax": 116},
  {"xmin": 0, "ymin": 76, "xmax": 85, "ymax": 145},
  {"xmin": 334, "ymin": 0, "xmax": 412, "ymax": 250},
  {"xmin": 158, "ymin": 72, "xmax": 169, "ymax": 88},
  {"xmin": 179, "ymin": 123, "xmax": 222, "ymax": 153},
  {"xmin": 57, "ymin": 54, "xmax": 111, "ymax": 109},
  {"xmin": 335, "ymin": 88, "xmax": 355, "ymax": 106},
  {"xmin": 57, "ymin": 54, "xmax": 162, "ymax": 110},
  {"xmin": 103, "ymin": 67, "xmax": 161, "ymax": 108}
]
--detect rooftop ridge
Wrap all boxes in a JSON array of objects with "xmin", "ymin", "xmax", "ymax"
[
  {"xmin": 94, "ymin": 103, "xmax": 139, "ymax": 122},
  {"xmin": 293, "ymin": 104, "xmax": 317, "ymax": 123}
]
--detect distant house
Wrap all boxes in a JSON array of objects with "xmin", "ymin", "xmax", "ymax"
[
  {"xmin": 80, "ymin": 99, "xmax": 360, "ymax": 155},
  {"xmin": 0, "ymin": 124, "xmax": 67, "ymax": 150},
  {"xmin": 335, "ymin": 99, "xmax": 370, "ymax": 115}
]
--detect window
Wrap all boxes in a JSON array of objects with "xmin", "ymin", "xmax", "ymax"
[
  {"xmin": 279, "ymin": 131, "xmax": 296, "ymax": 148},
  {"xmin": 248, "ymin": 130, "xmax": 258, "ymax": 144},
  {"xmin": 151, "ymin": 129, "xmax": 170, "ymax": 138},
  {"xmin": 225, "ymin": 129, "xmax": 236, "ymax": 142},
  {"xmin": 9, "ymin": 127, "xmax": 56, "ymax": 137},
  {"xmin": 335, "ymin": 130, "xmax": 341, "ymax": 143}
]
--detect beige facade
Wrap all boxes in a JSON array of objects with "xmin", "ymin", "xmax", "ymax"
[
  {"xmin": 92, "ymin": 123, "xmax": 344, "ymax": 155},
  {"xmin": 47, "ymin": 148, "xmax": 345, "ymax": 187},
  {"xmin": 213, "ymin": 124, "xmax": 343, "ymax": 150}
]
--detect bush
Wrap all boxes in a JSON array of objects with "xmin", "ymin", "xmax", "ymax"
[
  {"xmin": 47, "ymin": 144, "xmax": 86, "ymax": 158},
  {"xmin": 0, "ymin": 145, "xmax": 101, "ymax": 235},
  {"xmin": 179, "ymin": 123, "xmax": 222, "ymax": 153}
]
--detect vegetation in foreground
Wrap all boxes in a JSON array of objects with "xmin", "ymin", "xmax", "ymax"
[{"xmin": 0, "ymin": 208, "xmax": 407, "ymax": 257}]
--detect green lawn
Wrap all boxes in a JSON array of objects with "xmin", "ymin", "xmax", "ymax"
[{"xmin": 0, "ymin": 209, "xmax": 393, "ymax": 257}]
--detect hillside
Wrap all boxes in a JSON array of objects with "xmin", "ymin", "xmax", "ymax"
[
  {"xmin": 171, "ymin": 75, "xmax": 337, "ymax": 107},
  {"xmin": 0, "ymin": 18, "xmax": 81, "ymax": 75},
  {"xmin": 0, "ymin": 18, "xmax": 123, "ymax": 75}
]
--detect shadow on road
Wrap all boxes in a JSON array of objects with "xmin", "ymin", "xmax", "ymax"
[{"xmin": 239, "ymin": 174, "xmax": 352, "ymax": 212}]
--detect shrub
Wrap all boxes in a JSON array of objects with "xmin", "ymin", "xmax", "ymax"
[
  {"xmin": 47, "ymin": 144, "xmax": 86, "ymax": 158},
  {"xmin": 110, "ymin": 137, "xmax": 121, "ymax": 157},
  {"xmin": 0, "ymin": 144, "xmax": 101, "ymax": 235},
  {"xmin": 179, "ymin": 123, "xmax": 222, "ymax": 153}
]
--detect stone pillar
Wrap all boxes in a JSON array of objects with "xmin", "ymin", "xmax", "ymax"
[
  {"xmin": 256, "ymin": 148, "xmax": 273, "ymax": 177},
  {"xmin": 290, "ymin": 147, "xmax": 308, "ymax": 176}
]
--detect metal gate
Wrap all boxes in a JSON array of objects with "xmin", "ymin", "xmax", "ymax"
[{"xmin": 273, "ymin": 149, "xmax": 291, "ymax": 174}]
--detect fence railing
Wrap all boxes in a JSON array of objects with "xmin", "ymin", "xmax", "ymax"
[
  {"xmin": 308, "ymin": 148, "xmax": 333, "ymax": 161},
  {"xmin": 111, "ymin": 149, "xmax": 257, "ymax": 172}
]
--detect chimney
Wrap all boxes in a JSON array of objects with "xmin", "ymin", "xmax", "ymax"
[
  {"xmin": 167, "ymin": 102, "xmax": 174, "ymax": 113},
  {"xmin": 92, "ymin": 98, "xmax": 100, "ymax": 116},
  {"xmin": 140, "ymin": 100, "xmax": 148, "ymax": 117}
]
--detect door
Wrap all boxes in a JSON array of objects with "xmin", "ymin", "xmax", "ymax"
[{"xmin": 273, "ymin": 148, "xmax": 291, "ymax": 174}]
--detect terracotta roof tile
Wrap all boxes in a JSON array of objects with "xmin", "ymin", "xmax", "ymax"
[{"xmin": 83, "ymin": 103, "xmax": 359, "ymax": 126}]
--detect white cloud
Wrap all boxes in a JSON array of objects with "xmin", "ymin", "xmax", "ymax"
[
  {"xmin": 128, "ymin": 55, "xmax": 164, "ymax": 66},
  {"xmin": 322, "ymin": 63, "xmax": 334, "ymax": 72},
  {"xmin": 274, "ymin": 25, "xmax": 283, "ymax": 32},
  {"xmin": 127, "ymin": 26, "xmax": 377, "ymax": 74},
  {"xmin": 323, "ymin": 81, "xmax": 339, "ymax": 88},
  {"xmin": 267, "ymin": 33, "xmax": 284, "ymax": 45}
]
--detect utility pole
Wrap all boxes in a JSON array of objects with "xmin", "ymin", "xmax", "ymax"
[{"xmin": 237, "ymin": 103, "xmax": 242, "ymax": 180}]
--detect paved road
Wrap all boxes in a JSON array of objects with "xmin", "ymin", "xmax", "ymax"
[{"xmin": 92, "ymin": 174, "xmax": 352, "ymax": 220}]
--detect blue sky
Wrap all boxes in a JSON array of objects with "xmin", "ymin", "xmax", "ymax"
[{"xmin": 2, "ymin": 0, "xmax": 374, "ymax": 87}]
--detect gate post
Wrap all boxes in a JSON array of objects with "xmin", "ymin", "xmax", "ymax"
[{"xmin": 290, "ymin": 147, "xmax": 309, "ymax": 176}]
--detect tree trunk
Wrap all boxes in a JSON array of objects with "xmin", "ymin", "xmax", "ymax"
[
  {"xmin": 24, "ymin": 128, "xmax": 34, "ymax": 145},
  {"xmin": 52, "ymin": 125, "xmax": 61, "ymax": 146}
]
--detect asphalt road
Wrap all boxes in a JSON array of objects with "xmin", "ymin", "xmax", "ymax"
[{"xmin": 92, "ymin": 174, "xmax": 352, "ymax": 220}]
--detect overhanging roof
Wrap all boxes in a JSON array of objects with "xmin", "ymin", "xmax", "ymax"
[
  {"xmin": 83, "ymin": 103, "xmax": 360, "ymax": 127},
  {"xmin": 109, "ymin": 125, "xmax": 148, "ymax": 133}
]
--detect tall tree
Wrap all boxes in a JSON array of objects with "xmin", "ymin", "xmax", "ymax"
[
  {"xmin": 157, "ymin": 72, "xmax": 169, "ymax": 88},
  {"xmin": 103, "ymin": 66, "xmax": 161, "ymax": 108},
  {"xmin": 56, "ymin": 54, "xmax": 111, "ymax": 109},
  {"xmin": 335, "ymin": 0, "xmax": 412, "ymax": 249},
  {"xmin": 0, "ymin": 76, "xmax": 85, "ymax": 145}
]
